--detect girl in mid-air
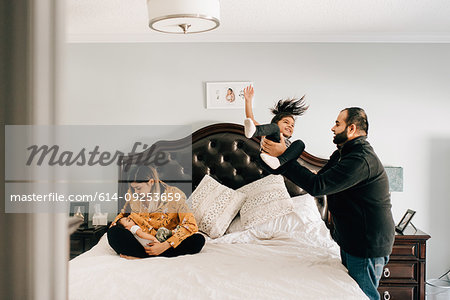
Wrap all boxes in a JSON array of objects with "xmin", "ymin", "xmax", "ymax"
[{"xmin": 243, "ymin": 86, "xmax": 308, "ymax": 169}]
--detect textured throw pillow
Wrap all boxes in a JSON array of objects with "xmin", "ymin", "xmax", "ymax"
[
  {"xmin": 189, "ymin": 175, "xmax": 246, "ymax": 238},
  {"xmin": 238, "ymin": 175, "xmax": 293, "ymax": 229}
]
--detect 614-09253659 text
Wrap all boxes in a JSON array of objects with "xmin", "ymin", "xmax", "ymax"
[
  {"xmin": 5, "ymin": 125, "xmax": 193, "ymax": 214},
  {"xmin": 9, "ymin": 192, "xmax": 183, "ymax": 203}
]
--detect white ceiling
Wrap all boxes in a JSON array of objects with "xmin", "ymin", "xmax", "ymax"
[{"xmin": 67, "ymin": 0, "xmax": 450, "ymax": 43}]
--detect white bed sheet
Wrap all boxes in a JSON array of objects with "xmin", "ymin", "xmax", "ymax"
[{"xmin": 69, "ymin": 198, "xmax": 368, "ymax": 300}]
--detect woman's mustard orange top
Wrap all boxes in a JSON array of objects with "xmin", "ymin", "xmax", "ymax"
[{"xmin": 112, "ymin": 186, "xmax": 198, "ymax": 248}]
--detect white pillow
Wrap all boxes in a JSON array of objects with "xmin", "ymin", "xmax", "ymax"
[
  {"xmin": 291, "ymin": 194, "xmax": 323, "ymax": 226},
  {"xmin": 249, "ymin": 212, "xmax": 302, "ymax": 236},
  {"xmin": 237, "ymin": 175, "xmax": 293, "ymax": 229},
  {"xmin": 225, "ymin": 194, "xmax": 323, "ymax": 235},
  {"xmin": 189, "ymin": 175, "xmax": 246, "ymax": 238},
  {"xmin": 225, "ymin": 214, "xmax": 243, "ymax": 234}
]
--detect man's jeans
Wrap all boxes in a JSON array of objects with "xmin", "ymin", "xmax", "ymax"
[{"xmin": 340, "ymin": 249, "xmax": 389, "ymax": 300}]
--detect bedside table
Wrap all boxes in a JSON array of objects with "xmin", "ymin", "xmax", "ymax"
[
  {"xmin": 378, "ymin": 226, "xmax": 431, "ymax": 300},
  {"xmin": 70, "ymin": 223, "xmax": 108, "ymax": 259}
]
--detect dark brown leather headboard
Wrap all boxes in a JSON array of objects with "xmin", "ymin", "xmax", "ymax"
[{"xmin": 118, "ymin": 123, "xmax": 329, "ymax": 223}]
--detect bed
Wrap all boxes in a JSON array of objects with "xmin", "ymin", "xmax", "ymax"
[{"xmin": 69, "ymin": 123, "xmax": 368, "ymax": 300}]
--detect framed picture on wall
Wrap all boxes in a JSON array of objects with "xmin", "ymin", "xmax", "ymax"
[{"xmin": 206, "ymin": 81, "xmax": 253, "ymax": 109}]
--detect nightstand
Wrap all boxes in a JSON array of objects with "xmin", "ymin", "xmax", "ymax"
[
  {"xmin": 70, "ymin": 223, "xmax": 108, "ymax": 259},
  {"xmin": 378, "ymin": 226, "xmax": 431, "ymax": 300}
]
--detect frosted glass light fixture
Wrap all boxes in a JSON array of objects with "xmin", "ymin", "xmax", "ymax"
[
  {"xmin": 147, "ymin": 0, "xmax": 221, "ymax": 34},
  {"xmin": 385, "ymin": 166, "xmax": 403, "ymax": 192}
]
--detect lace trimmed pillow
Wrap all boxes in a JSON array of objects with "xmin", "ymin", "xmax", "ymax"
[
  {"xmin": 189, "ymin": 175, "xmax": 246, "ymax": 239},
  {"xmin": 237, "ymin": 174, "xmax": 293, "ymax": 229}
]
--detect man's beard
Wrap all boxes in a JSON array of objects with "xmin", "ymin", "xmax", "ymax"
[{"xmin": 333, "ymin": 127, "xmax": 348, "ymax": 145}]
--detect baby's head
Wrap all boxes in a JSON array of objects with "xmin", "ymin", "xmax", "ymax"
[
  {"xmin": 116, "ymin": 216, "xmax": 136, "ymax": 230},
  {"xmin": 270, "ymin": 96, "xmax": 308, "ymax": 138}
]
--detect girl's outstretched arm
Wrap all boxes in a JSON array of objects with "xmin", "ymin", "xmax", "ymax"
[{"xmin": 244, "ymin": 86, "xmax": 260, "ymax": 125}]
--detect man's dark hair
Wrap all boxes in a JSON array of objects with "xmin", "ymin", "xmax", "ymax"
[{"xmin": 342, "ymin": 107, "xmax": 369, "ymax": 135}]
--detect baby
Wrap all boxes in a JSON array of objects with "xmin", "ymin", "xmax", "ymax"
[
  {"xmin": 116, "ymin": 216, "xmax": 173, "ymax": 247},
  {"xmin": 243, "ymin": 85, "xmax": 308, "ymax": 169}
]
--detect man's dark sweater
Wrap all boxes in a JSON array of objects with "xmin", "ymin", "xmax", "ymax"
[{"xmin": 283, "ymin": 136, "xmax": 395, "ymax": 258}]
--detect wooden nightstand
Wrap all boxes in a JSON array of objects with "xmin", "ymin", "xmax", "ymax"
[
  {"xmin": 378, "ymin": 226, "xmax": 431, "ymax": 300},
  {"xmin": 70, "ymin": 223, "xmax": 108, "ymax": 259}
]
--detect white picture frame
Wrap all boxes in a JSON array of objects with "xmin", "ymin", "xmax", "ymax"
[{"xmin": 206, "ymin": 81, "xmax": 253, "ymax": 109}]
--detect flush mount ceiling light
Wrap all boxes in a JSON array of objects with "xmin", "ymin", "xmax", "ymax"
[{"xmin": 147, "ymin": 0, "xmax": 220, "ymax": 34}]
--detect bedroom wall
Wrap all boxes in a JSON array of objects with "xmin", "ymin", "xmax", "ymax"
[{"xmin": 63, "ymin": 42, "xmax": 450, "ymax": 278}]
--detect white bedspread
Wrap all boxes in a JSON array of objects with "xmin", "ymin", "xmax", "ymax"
[{"xmin": 69, "ymin": 200, "xmax": 368, "ymax": 300}]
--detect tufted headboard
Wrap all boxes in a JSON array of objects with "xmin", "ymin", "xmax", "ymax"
[{"xmin": 118, "ymin": 123, "xmax": 330, "ymax": 223}]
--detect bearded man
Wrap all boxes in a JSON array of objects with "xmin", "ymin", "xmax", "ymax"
[{"xmin": 262, "ymin": 107, "xmax": 395, "ymax": 300}]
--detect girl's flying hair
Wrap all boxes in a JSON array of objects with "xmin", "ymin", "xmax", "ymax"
[{"xmin": 270, "ymin": 95, "xmax": 309, "ymax": 124}]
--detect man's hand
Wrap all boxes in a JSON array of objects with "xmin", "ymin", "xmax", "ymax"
[
  {"xmin": 144, "ymin": 240, "xmax": 171, "ymax": 256},
  {"xmin": 243, "ymin": 86, "xmax": 254, "ymax": 102},
  {"xmin": 261, "ymin": 133, "xmax": 287, "ymax": 157}
]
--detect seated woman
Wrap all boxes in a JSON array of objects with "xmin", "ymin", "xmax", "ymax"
[{"xmin": 107, "ymin": 165, "xmax": 205, "ymax": 259}]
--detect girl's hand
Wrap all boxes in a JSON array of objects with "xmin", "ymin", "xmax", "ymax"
[
  {"xmin": 144, "ymin": 241, "xmax": 171, "ymax": 256},
  {"xmin": 243, "ymin": 86, "xmax": 254, "ymax": 102}
]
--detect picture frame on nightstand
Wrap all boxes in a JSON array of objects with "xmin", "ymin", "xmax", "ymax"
[{"xmin": 395, "ymin": 209, "xmax": 416, "ymax": 234}]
